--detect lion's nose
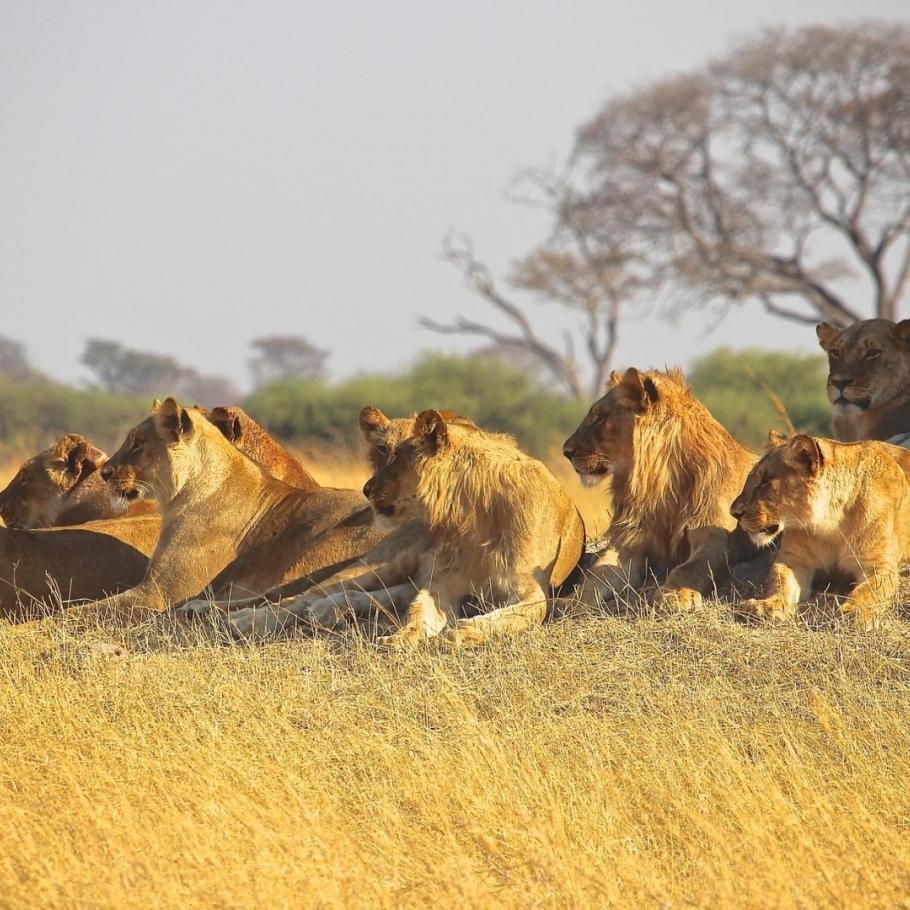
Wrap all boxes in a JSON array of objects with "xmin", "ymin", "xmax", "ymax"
[
  {"xmin": 362, "ymin": 479, "xmax": 373, "ymax": 499},
  {"xmin": 562, "ymin": 442, "xmax": 576, "ymax": 461},
  {"xmin": 831, "ymin": 377, "xmax": 851, "ymax": 391},
  {"xmin": 100, "ymin": 464, "xmax": 113, "ymax": 482},
  {"xmin": 730, "ymin": 500, "xmax": 745, "ymax": 520}
]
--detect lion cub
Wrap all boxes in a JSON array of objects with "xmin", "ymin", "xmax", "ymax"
[
  {"xmin": 731, "ymin": 432, "xmax": 910, "ymax": 629},
  {"xmin": 361, "ymin": 409, "xmax": 584, "ymax": 648}
]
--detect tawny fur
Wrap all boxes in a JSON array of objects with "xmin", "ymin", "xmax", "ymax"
[
  {"xmin": 732, "ymin": 433, "xmax": 910, "ymax": 629},
  {"xmin": 63, "ymin": 399, "xmax": 384, "ymax": 624},
  {"xmin": 563, "ymin": 367, "xmax": 758, "ymax": 609},
  {"xmin": 817, "ymin": 319, "xmax": 910, "ymax": 442}
]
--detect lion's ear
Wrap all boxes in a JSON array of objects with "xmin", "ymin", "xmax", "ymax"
[
  {"xmin": 786, "ymin": 434, "xmax": 823, "ymax": 474},
  {"xmin": 816, "ymin": 323, "xmax": 842, "ymax": 352},
  {"xmin": 414, "ymin": 409, "xmax": 448, "ymax": 452},
  {"xmin": 359, "ymin": 406, "xmax": 391, "ymax": 441},
  {"xmin": 892, "ymin": 320, "xmax": 910, "ymax": 349},
  {"xmin": 151, "ymin": 398, "xmax": 162, "ymax": 412},
  {"xmin": 608, "ymin": 371, "xmax": 623, "ymax": 388},
  {"xmin": 618, "ymin": 367, "xmax": 658, "ymax": 409},
  {"xmin": 208, "ymin": 406, "xmax": 242, "ymax": 443},
  {"xmin": 54, "ymin": 435, "xmax": 107, "ymax": 481},
  {"xmin": 766, "ymin": 429, "xmax": 788, "ymax": 449},
  {"xmin": 155, "ymin": 397, "xmax": 194, "ymax": 442}
]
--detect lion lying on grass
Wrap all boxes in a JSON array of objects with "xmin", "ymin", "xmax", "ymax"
[
  {"xmin": 229, "ymin": 409, "xmax": 585, "ymax": 648},
  {"xmin": 731, "ymin": 432, "xmax": 910, "ymax": 629},
  {"xmin": 60, "ymin": 398, "xmax": 384, "ymax": 624},
  {"xmin": 0, "ymin": 434, "xmax": 153, "ymax": 528},
  {"xmin": 562, "ymin": 367, "xmax": 759, "ymax": 611}
]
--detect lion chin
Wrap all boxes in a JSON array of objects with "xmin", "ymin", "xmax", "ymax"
[
  {"xmin": 579, "ymin": 472, "xmax": 608, "ymax": 489},
  {"xmin": 747, "ymin": 523, "xmax": 783, "ymax": 549}
]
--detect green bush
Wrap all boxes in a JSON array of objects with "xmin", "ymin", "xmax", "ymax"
[
  {"xmin": 688, "ymin": 348, "xmax": 831, "ymax": 449},
  {"xmin": 244, "ymin": 353, "xmax": 586, "ymax": 456},
  {"xmin": 0, "ymin": 379, "xmax": 148, "ymax": 456}
]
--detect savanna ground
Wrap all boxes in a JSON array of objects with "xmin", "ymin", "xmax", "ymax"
[{"xmin": 1, "ymin": 454, "xmax": 910, "ymax": 909}]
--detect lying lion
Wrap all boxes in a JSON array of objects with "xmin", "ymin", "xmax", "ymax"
[
  {"xmin": 731, "ymin": 432, "xmax": 910, "ymax": 629},
  {"xmin": 0, "ymin": 516, "xmax": 161, "ymax": 620},
  {"xmin": 230, "ymin": 409, "xmax": 585, "ymax": 648},
  {"xmin": 0, "ymin": 434, "xmax": 151, "ymax": 528},
  {"xmin": 61, "ymin": 398, "xmax": 384, "ymax": 623},
  {"xmin": 222, "ymin": 407, "xmax": 489, "ymax": 638},
  {"xmin": 562, "ymin": 367, "xmax": 759, "ymax": 610},
  {"xmin": 817, "ymin": 318, "xmax": 910, "ymax": 442}
]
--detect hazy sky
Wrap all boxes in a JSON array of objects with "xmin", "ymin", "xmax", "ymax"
[{"xmin": 2, "ymin": 0, "xmax": 908, "ymax": 391}]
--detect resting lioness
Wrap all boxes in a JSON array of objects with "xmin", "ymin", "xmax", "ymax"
[
  {"xmin": 0, "ymin": 435, "xmax": 139, "ymax": 528},
  {"xmin": 817, "ymin": 319, "xmax": 910, "ymax": 442},
  {"xmin": 731, "ymin": 432, "xmax": 910, "ymax": 629},
  {"xmin": 0, "ymin": 516, "xmax": 160, "ymax": 620},
  {"xmin": 62, "ymin": 398, "xmax": 383, "ymax": 622},
  {"xmin": 562, "ymin": 367, "xmax": 759, "ymax": 610}
]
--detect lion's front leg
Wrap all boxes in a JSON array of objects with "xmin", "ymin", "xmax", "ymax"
[
  {"xmin": 445, "ymin": 580, "xmax": 548, "ymax": 649},
  {"xmin": 61, "ymin": 586, "xmax": 167, "ymax": 628},
  {"xmin": 377, "ymin": 589, "xmax": 455, "ymax": 651},
  {"xmin": 656, "ymin": 527, "xmax": 731, "ymax": 613},
  {"xmin": 562, "ymin": 551, "xmax": 645, "ymax": 613},
  {"xmin": 738, "ymin": 558, "xmax": 813, "ymax": 624},
  {"xmin": 841, "ymin": 560, "xmax": 898, "ymax": 630}
]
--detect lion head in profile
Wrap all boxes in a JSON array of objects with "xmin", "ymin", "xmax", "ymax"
[
  {"xmin": 730, "ymin": 431, "xmax": 823, "ymax": 548},
  {"xmin": 817, "ymin": 319, "xmax": 910, "ymax": 441},
  {"xmin": 0, "ymin": 435, "xmax": 107, "ymax": 528}
]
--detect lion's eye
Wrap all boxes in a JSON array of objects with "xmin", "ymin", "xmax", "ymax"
[
  {"xmin": 375, "ymin": 444, "xmax": 389, "ymax": 458},
  {"xmin": 864, "ymin": 349, "xmax": 882, "ymax": 360},
  {"xmin": 828, "ymin": 350, "xmax": 840, "ymax": 360}
]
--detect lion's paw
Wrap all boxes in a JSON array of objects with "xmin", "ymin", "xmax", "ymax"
[
  {"xmin": 653, "ymin": 587, "xmax": 703, "ymax": 613},
  {"xmin": 229, "ymin": 606, "xmax": 288, "ymax": 638},
  {"xmin": 737, "ymin": 597, "xmax": 791, "ymax": 624},
  {"xmin": 377, "ymin": 628, "xmax": 423, "ymax": 652}
]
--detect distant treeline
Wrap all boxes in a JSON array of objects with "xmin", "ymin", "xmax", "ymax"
[{"xmin": 0, "ymin": 349, "xmax": 831, "ymax": 459}]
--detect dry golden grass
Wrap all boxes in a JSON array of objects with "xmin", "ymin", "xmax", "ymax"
[{"xmin": 3, "ymin": 453, "xmax": 910, "ymax": 907}]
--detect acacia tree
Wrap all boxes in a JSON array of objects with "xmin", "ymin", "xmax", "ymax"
[
  {"xmin": 429, "ymin": 22, "xmax": 910, "ymax": 388},
  {"xmin": 428, "ymin": 169, "xmax": 651, "ymax": 400},
  {"xmin": 575, "ymin": 21, "xmax": 910, "ymax": 326}
]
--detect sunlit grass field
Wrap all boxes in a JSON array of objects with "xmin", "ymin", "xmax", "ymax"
[{"xmin": 2, "ymin": 455, "xmax": 910, "ymax": 908}]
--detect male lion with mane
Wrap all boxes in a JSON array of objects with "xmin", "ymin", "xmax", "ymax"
[
  {"xmin": 562, "ymin": 367, "xmax": 759, "ymax": 610},
  {"xmin": 817, "ymin": 318, "xmax": 910, "ymax": 442},
  {"xmin": 731, "ymin": 432, "xmax": 910, "ymax": 629},
  {"xmin": 363, "ymin": 409, "xmax": 584, "ymax": 648}
]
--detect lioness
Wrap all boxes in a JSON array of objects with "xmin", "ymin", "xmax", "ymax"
[
  {"xmin": 0, "ymin": 435, "xmax": 125, "ymax": 528},
  {"xmin": 731, "ymin": 432, "xmax": 910, "ymax": 629},
  {"xmin": 817, "ymin": 319, "xmax": 910, "ymax": 442},
  {"xmin": 0, "ymin": 516, "xmax": 160, "ymax": 619},
  {"xmin": 562, "ymin": 367, "xmax": 759, "ymax": 610},
  {"xmin": 63, "ymin": 398, "xmax": 383, "ymax": 622},
  {"xmin": 203, "ymin": 406, "xmax": 319, "ymax": 490}
]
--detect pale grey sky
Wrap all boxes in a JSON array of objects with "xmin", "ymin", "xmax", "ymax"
[{"xmin": 1, "ymin": 0, "xmax": 907, "ymax": 390}]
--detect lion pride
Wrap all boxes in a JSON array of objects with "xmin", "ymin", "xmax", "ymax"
[
  {"xmin": 562, "ymin": 367, "xmax": 759, "ymax": 610},
  {"xmin": 816, "ymin": 318, "xmax": 910, "ymax": 442}
]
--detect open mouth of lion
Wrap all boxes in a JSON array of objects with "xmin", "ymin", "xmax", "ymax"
[
  {"xmin": 374, "ymin": 503, "xmax": 396, "ymax": 517},
  {"xmin": 759, "ymin": 524, "xmax": 780, "ymax": 537}
]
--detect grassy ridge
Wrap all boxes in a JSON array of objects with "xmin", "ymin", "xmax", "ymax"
[{"xmin": 2, "ymin": 608, "xmax": 910, "ymax": 908}]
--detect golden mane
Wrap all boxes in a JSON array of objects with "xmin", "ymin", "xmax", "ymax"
[
  {"xmin": 609, "ymin": 368, "xmax": 753, "ymax": 564},
  {"xmin": 415, "ymin": 425, "xmax": 525, "ymax": 540}
]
